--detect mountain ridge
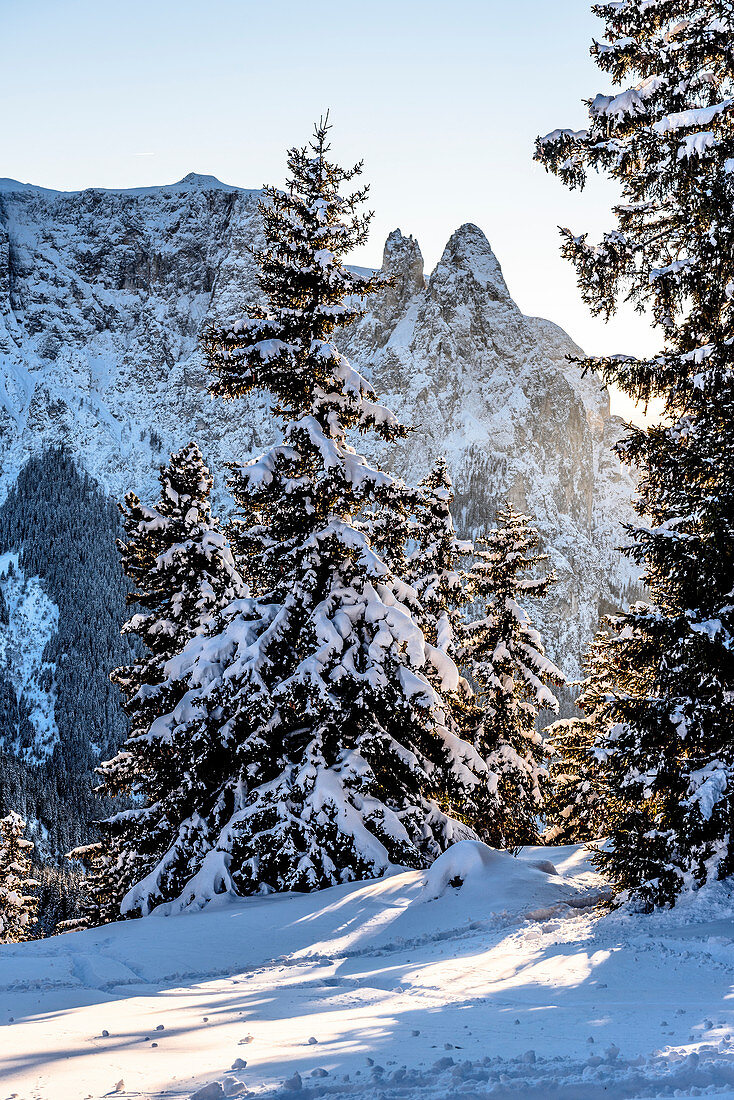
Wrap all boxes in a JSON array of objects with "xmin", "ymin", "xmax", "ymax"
[
  {"xmin": 0, "ymin": 176, "xmax": 637, "ymax": 683},
  {"xmin": 0, "ymin": 172, "xmax": 247, "ymax": 196}
]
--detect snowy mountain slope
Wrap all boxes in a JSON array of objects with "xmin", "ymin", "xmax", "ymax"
[
  {"xmin": 2, "ymin": 843, "xmax": 733, "ymax": 1099},
  {"xmin": 0, "ymin": 174, "xmax": 636, "ymax": 680},
  {"xmin": 0, "ymin": 552, "xmax": 58, "ymax": 757},
  {"xmin": 0, "ymin": 451, "xmax": 138, "ymax": 879}
]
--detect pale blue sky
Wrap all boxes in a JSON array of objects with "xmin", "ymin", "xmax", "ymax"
[{"xmin": 2, "ymin": 0, "xmax": 657, "ymax": 419}]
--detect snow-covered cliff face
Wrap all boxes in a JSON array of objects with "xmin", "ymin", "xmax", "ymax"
[
  {"xmin": 0, "ymin": 174, "xmax": 636, "ymax": 675},
  {"xmin": 0, "ymin": 174, "xmax": 267, "ymax": 498}
]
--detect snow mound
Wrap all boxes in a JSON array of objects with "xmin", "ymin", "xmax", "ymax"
[{"xmin": 419, "ymin": 841, "xmax": 567, "ymax": 913}]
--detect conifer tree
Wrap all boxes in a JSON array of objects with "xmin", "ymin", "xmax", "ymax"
[
  {"xmin": 459, "ymin": 504, "xmax": 563, "ymax": 848},
  {"xmin": 116, "ymin": 443, "xmax": 241, "ymax": 651},
  {"xmin": 544, "ymin": 631, "xmax": 616, "ymax": 844},
  {"xmin": 536, "ymin": 0, "xmax": 734, "ymax": 906},
  {"xmin": 0, "ymin": 812, "xmax": 37, "ymax": 943},
  {"xmin": 123, "ymin": 117, "xmax": 488, "ymax": 909},
  {"xmin": 73, "ymin": 442, "xmax": 246, "ymax": 923},
  {"xmin": 405, "ymin": 460, "xmax": 480, "ymax": 804},
  {"xmin": 408, "ymin": 459, "xmax": 469, "ymax": 656}
]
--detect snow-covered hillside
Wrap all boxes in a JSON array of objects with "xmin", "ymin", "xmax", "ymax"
[
  {"xmin": 2, "ymin": 842, "xmax": 733, "ymax": 1099},
  {"xmin": 0, "ymin": 552, "xmax": 58, "ymax": 757},
  {"xmin": 0, "ymin": 173, "xmax": 636, "ymax": 676}
]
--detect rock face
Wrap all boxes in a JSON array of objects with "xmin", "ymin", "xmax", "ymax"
[
  {"xmin": 0, "ymin": 174, "xmax": 266, "ymax": 499},
  {"xmin": 0, "ymin": 174, "xmax": 637, "ymax": 678}
]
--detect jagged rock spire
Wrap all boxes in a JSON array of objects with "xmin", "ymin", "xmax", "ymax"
[{"xmin": 431, "ymin": 223, "xmax": 511, "ymax": 303}]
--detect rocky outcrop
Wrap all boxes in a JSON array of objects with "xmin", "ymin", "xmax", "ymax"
[{"xmin": 0, "ymin": 175, "xmax": 637, "ymax": 676}]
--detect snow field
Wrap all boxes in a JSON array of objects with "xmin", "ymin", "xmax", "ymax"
[{"xmin": 1, "ymin": 843, "xmax": 733, "ymax": 1099}]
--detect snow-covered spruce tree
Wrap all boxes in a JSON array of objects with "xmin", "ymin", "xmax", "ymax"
[
  {"xmin": 544, "ymin": 631, "xmax": 617, "ymax": 844},
  {"xmin": 536, "ymin": 1, "xmax": 734, "ymax": 906},
  {"xmin": 408, "ymin": 459, "xmax": 469, "ymax": 655},
  {"xmin": 73, "ymin": 442, "xmax": 246, "ymax": 923},
  {"xmin": 405, "ymin": 459, "xmax": 480, "ymax": 784},
  {"xmin": 115, "ymin": 443, "xmax": 243, "ymax": 655},
  {"xmin": 0, "ymin": 812, "xmax": 38, "ymax": 943},
  {"xmin": 173, "ymin": 118, "xmax": 490, "ymax": 901},
  {"xmin": 458, "ymin": 504, "xmax": 563, "ymax": 848}
]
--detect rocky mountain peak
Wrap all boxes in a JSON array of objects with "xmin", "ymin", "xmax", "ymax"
[
  {"xmin": 162, "ymin": 173, "xmax": 241, "ymax": 194},
  {"xmin": 430, "ymin": 222, "xmax": 511, "ymax": 303},
  {"xmin": 375, "ymin": 230, "xmax": 426, "ymax": 322},
  {"xmin": 383, "ymin": 229, "xmax": 425, "ymax": 289}
]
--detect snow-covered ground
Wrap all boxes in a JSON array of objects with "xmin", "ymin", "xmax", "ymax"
[{"xmin": 2, "ymin": 842, "xmax": 733, "ymax": 1099}]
